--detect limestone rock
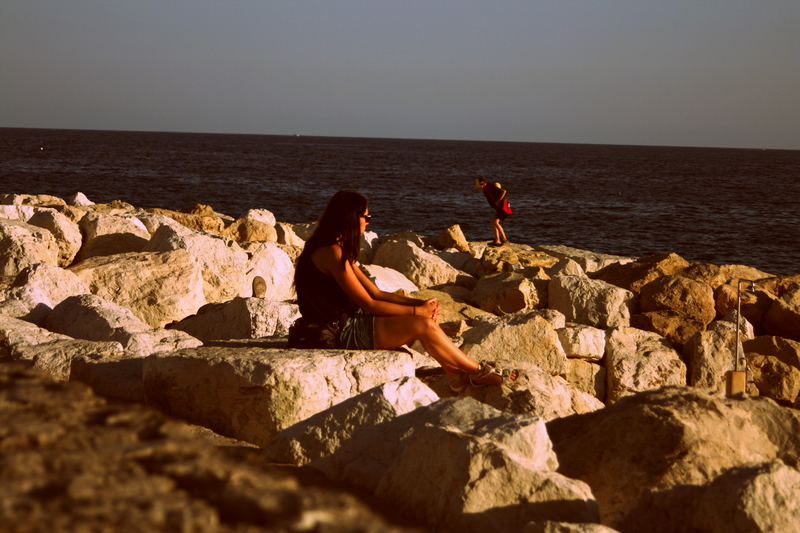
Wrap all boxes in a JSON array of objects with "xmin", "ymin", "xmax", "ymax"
[
  {"xmin": 683, "ymin": 321, "xmax": 739, "ymax": 393},
  {"xmin": 714, "ymin": 282, "xmax": 773, "ymax": 331},
  {"xmin": 75, "ymin": 212, "xmax": 151, "ymax": 261},
  {"xmin": 548, "ymin": 275, "xmax": 636, "ymax": 328},
  {"xmin": 478, "ymin": 243, "xmax": 559, "ymax": 277},
  {"xmin": 630, "ymin": 310, "xmax": 706, "ymax": 351},
  {"xmin": 167, "ymin": 297, "xmax": 300, "ymax": 342},
  {"xmin": 593, "ymin": 252, "xmax": 691, "ymax": 293},
  {"xmin": 0, "ymin": 315, "xmax": 73, "ymax": 360},
  {"xmin": 762, "ymin": 283, "xmax": 800, "ymax": 342},
  {"xmin": 0, "ymin": 193, "xmax": 66, "ymax": 207},
  {"xmin": 14, "ymin": 339, "xmax": 124, "ymax": 380},
  {"xmin": 535, "ymin": 245, "xmax": 634, "ymax": 274},
  {"xmin": 546, "ymin": 386, "xmax": 800, "ymax": 529},
  {"xmin": 469, "ymin": 271, "xmax": 547, "ymax": 315},
  {"xmin": 65, "ymin": 191, "xmax": 95, "ymax": 206},
  {"xmin": 460, "ymin": 311, "xmax": 568, "ymax": 376},
  {"xmin": 410, "ymin": 287, "xmax": 494, "ymax": 333},
  {"xmin": 744, "ymin": 335, "xmax": 800, "ymax": 369},
  {"xmin": 70, "ymin": 352, "xmax": 147, "ymax": 403},
  {"xmin": 639, "ymin": 275, "xmax": 716, "ymax": 325},
  {"xmin": 361, "ymin": 264, "xmax": 419, "ymax": 293},
  {"xmin": 142, "ymin": 346, "xmax": 416, "ymax": 447},
  {"xmin": 605, "ymin": 327, "xmax": 686, "ymax": 404},
  {"xmin": 27, "ymin": 208, "xmax": 82, "ymax": 266},
  {"xmin": 0, "ymin": 262, "xmax": 89, "ymax": 325},
  {"xmin": 275, "ymin": 222, "xmax": 304, "ymax": 246},
  {"xmin": 564, "ymin": 358, "xmax": 606, "ymax": 401},
  {"xmin": 46, "ymin": 294, "xmax": 201, "ymax": 356},
  {"xmin": 373, "ymin": 238, "xmax": 464, "ymax": 289},
  {"xmin": 545, "ymin": 257, "xmax": 586, "ymax": 278},
  {"xmin": 68, "ymin": 251, "xmax": 206, "ymax": 328},
  {"xmin": 312, "ymin": 397, "xmax": 599, "ymax": 531},
  {"xmin": 143, "ymin": 223, "xmax": 248, "ymax": 303},
  {"xmin": 523, "ymin": 523, "xmax": 620, "ymax": 533},
  {"xmin": 748, "ymin": 355, "xmax": 800, "ymax": 404},
  {"xmin": 222, "ymin": 218, "xmax": 278, "ymax": 244},
  {"xmin": 262, "ymin": 376, "xmax": 439, "ymax": 466},
  {"xmin": 437, "ymin": 224, "xmax": 470, "ymax": 253},
  {"xmin": 240, "ymin": 208, "xmax": 277, "ymax": 226},
  {"xmin": 243, "ymin": 241, "xmax": 296, "ymax": 301},
  {"xmin": 145, "ymin": 206, "xmax": 226, "ymax": 234},
  {"xmin": 0, "ymin": 218, "xmax": 60, "ymax": 276},
  {"xmin": 557, "ymin": 324, "xmax": 606, "ymax": 361}
]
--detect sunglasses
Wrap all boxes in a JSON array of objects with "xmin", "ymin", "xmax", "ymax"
[{"xmin": 361, "ymin": 214, "xmax": 372, "ymax": 222}]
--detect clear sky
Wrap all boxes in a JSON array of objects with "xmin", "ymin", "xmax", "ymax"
[{"xmin": 1, "ymin": 1, "xmax": 798, "ymax": 150}]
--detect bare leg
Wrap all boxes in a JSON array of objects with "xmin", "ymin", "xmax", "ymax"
[
  {"xmin": 374, "ymin": 315, "xmax": 513, "ymax": 386},
  {"xmin": 492, "ymin": 218, "xmax": 507, "ymax": 243}
]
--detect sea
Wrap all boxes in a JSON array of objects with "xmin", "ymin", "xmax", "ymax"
[{"xmin": 1, "ymin": 127, "xmax": 798, "ymax": 276}]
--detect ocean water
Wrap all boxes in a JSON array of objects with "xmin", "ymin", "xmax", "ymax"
[{"xmin": 1, "ymin": 127, "xmax": 798, "ymax": 276}]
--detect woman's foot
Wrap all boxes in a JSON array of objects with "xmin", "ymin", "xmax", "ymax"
[
  {"xmin": 488, "ymin": 241, "xmax": 503, "ymax": 247},
  {"xmin": 469, "ymin": 362, "xmax": 519, "ymax": 387}
]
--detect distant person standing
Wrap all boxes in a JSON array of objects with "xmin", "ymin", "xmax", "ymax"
[{"xmin": 474, "ymin": 177, "xmax": 512, "ymax": 246}]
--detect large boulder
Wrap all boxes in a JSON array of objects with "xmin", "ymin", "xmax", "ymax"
[
  {"xmin": 312, "ymin": 397, "xmax": 599, "ymax": 532},
  {"xmin": 747, "ymin": 355, "xmax": 800, "ymax": 405},
  {"xmin": 166, "ymin": 297, "xmax": 300, "ymax": 342},
  {"xmin": 557, "ymin": 324, "xmax": 606, "ymax": 361},
  {"xmin": 0, "ymin": 219, "xmax": 60, "ymax": 276},
  {"xmin": 143, "ymin": 224, "xmax": 248, "ymax": 303},
  {"xmin": 361, "ymin": 264, "xmax": 419, "ymax": 293},
  {"xmin": 546, "ymin": 386, "xmax": 800, "ymax": 529},
  {"xmin": 142, "ymin": 346, "xmax": 416, "ymax": 447},
  {"xmin": 593, "ymin": 252, "xmax": 691, "ymax": 293},
  {"xmin": 534, "ymin": 245, "xmax": 634, "ymax": 274},
  {"xmin": 75, "ymin": 212, "xmax": 151, "ymax": 262},
  {"xmin": 683, "ymin": 321, "xmax": 740, "ymax": 393},
  {"xmin": 638, "ymin": 275, "xmax": 716, "ymax": 325},
  {"xmin": 0, "ymin": 262, "xmax": 90, "ymax": 325},
  {"xmin": 548, "ymin": 276, "xmax": 636, "ymax": 329},
  {"xmin": 762, "ymin": 283, "xmax": 800, "ymax": 342},
  {"xmin": 13, "ymin": 339, "xmax": 124, "ymax": 380},
  {"xmin": 630, "ymin": 310, "xmax": 706, "ymax": 351},
  {"xmin": 144, "ymin": 207, "xmax": 226, "ymax": 234},
  {"xmin": 262, "ymin": 376, "xmax": 439, "ymax": 466},
  {"xmin": 221, "ymin": 218, "xmax": 278, "ymax": 244},
  {"xmin": 0, "ymin": 315, "xmax": 73, "ymax": 360},
  {"xmin": 68, "ymin": 250, "xmax": 206, "ymax": 328},
  {"xmin": 564, "ymin": 359, "xmax": 606, "ymax": 402},
  {"xmin": 240, "ymin": 208, "xmax": 276, "ymax": 227},
  {"xmin": 743, "ymin": 335, "xmax": 800, "ymax": 369},
  {"xmin": 604, "ymin": 327, "xmax": 686, "ymax": 404},
  {"xmin": 373, "ymin": 238, "xmax": 465, "ymax": 289},
  {"xmin": 460, "ymin": 311, "xmax": 568, "ymax": 376},
  {"xmin": 437, "ymin": 224, "xmax": 470, "ymax": 253},
  {"xmin": 45, "ymin": 294, "xmax": 201, "ymax": 357},
  {"xmin": 477, "ymin": 243, "xmax": 559, "ymax": 277},
  {"xmin": 242, "ymin": 242, "xmax": 296, "ymax": 301},
  {"xmin": 469, "ymin": 271, "xmax": 547, "ymax": 315},
  {"xmin": 27, "ymin": 208, "xmax": 82, "ymax": 266}
]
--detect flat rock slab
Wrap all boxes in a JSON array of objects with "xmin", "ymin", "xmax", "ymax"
[{"xmin": 143, "ymin": 346, "xmax": 416, "ymax": 447}]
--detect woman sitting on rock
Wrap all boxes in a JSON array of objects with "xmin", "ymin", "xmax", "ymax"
[{"xmin": 293, "ymin": 190, "xmax": 518, "ymax": 391}]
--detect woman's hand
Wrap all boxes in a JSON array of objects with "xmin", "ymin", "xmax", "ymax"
[{"xmin": 418, "ymin": 298, "xmax": 442, "ymax": 322}]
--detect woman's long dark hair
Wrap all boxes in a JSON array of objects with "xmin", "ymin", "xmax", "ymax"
[{"xmin": 294, "ymin": 190, "xmax": 368, "ymax": 289}]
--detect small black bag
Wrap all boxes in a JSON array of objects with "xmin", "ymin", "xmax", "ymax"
[{"xmin": 287, "ymin": 316, "xmax": 343, "ymax": 349}]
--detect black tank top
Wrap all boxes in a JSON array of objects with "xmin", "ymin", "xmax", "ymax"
[{"xmin": 295, "ymin": 251, "xmax": 358, "ymax": 323}]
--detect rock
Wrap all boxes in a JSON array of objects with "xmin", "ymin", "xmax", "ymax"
[
  {"xmin": 639, "ymin": 275, "xmax": 716, "ymax": 325},
  {"xmin": 545, "ymin": 257, "xmax": 586, "ymax": 278},
  {"xmin": 143, "ymin": 223, "xmax": 248, "ymax": 303},
  {"xmin": 682, "ymin": 321, "xmax": 739, "ymax": 393},
  {"xmin": 27, "ymin": 208, "xmax": 82, "ymax": 266},
  {"xmin": 409, "ymin": 287, "xmax": 494, "ymax": 333},
  {"xmin": 593, "ymin": 252, "xmax": 691, "ymax": 293},
  {"xmin": 630, "ymin": 310, "xmax": 706, "ymax": 351},
  {"xmin": 469, "ymin": 271, "xmax": 548, "ymax": 315},
  {"xmin": 680, "ymin": 262, "xmax": 728, "ymax": 290},
  {"xmin": 373, "ymin": 238, "xmax": 465, "ymax": 289},
  {"xmin": 546, "ymin": 386, "xmax": 800, "ymax": 529},
  {"xmin": 617, "ymin": 461, "xmax": 800, "ymax": 533},
  {"xmin": 262, "ymin": 376, "xmax": 439, "ymax": 466},
  {"xmin": 65, "ymin": 191, "xmax": 95, "ymax": 206},
  {"xmin": 45, "ymin": 294, "xmax": 202, "ymax": 356},
  {"xmin": 70, "ymin": 352, "xmax": 147, "ymax": 403},
  {"xmin": 435, "ymin": 248, "xmax": 481, "ymax": 277},
  {"xmin": 68, "ymin": 251, "xmax": 206, "ymax": 328},
  {"xmin": 361, "ymin": 264, "xmax": 419, "ymax": 293},
  {"xmin": 747, "ymin": 355, "xmax": 800, "ymax": 404},
  {"xmin": 0, "ymin": 362, "xmax": 412, "ymax": 532},
  {"xmin": 14, "ymin": 339, "xmax": 124, "ymax": 380},
  {"xmin": 762, "ymin": 283, "xmax": 800, "ymax": 342},
  {"xmin": 144, "ymin": 206, "xmax": 226, "ymax": 234},
  {"xmin": 604, "ymin": 327, "xmax": 686, "ymax": 404},
  {"xmin": 275, "ymin": 222, "xmax": 304, "ymax": 246},
  {"xmin": 460, "ymin": 311, "xmax": 568, "ymax": 376},
  {"xmin": 312, "ymin": 397, "xmax": 599, "ymax": 532},
  {"xmin": 564, "ymin": 358, "xmax": 606, "ymax": 401},
  {"xmin": 714, "ymin": 282, "xmax": 772, "ymax": 333},
  {"xmin": 719, "ymin": 309, "xmax": 755, "ymax": 340},
  {"xmin": 222, "ymin": 218, "xmax": 278, "ymax": 243},
  {"xmin": 0, "ymin": 315, "xmax": 72, "ymax": 360},
  {"xmin": 242, "ymin": 242, "xmax": 296, "ymax": 301},
  {"xmin": 744, "ymin": 335, "xmax": 800, "ymax": 369},
  {"xmin": 135, "ymin": 211, "xmax": 187, "ymax": 235},
  {"xmin": 437, "ymin": 224, "xmax": 470, "ymax": 253},
  {"xmin": 0, "ymin": 193, "xmax": 66, "ymax": 207},
  {"xmin": 534, "ymin": 245, "xmax": 634, "ymax": 274},
  {"xmin": 240, "ymin": 208, "xmax": 277, "ymax": 227},
  {"xmin": 523, "ymin": 523, "xmax": 620, "ymax": 533},
  {"xmin": 292, "ymin": 222, "xmax": 317, "ymax": 240},
  {"xmin": 557, "ymin": 324, "xmax": 606, "ymax": 361},
  {"xmin": 0, "ymin": 262, "xmax": 90, "ymax": 325},
  {"xmin": 0, "ymin": 218, "xmax": 60, "ymax": 276},
  {"xmin": 75, "ymin": 212, "xmax": 151, "ymax": 262},
  {"xmin": 142, "ymin": 346, "xmax": 416, "ymax": 447},
  {"xmin": 548, "ymin": 275, "xmax": 636, "ymax": 329},
  {"xmin": 477, "ymin": 243, "xmax": 559, "ymax": 277},
  {"xmin": 167, "ymin": 297, "xmax": 300, "ymax": 342}
]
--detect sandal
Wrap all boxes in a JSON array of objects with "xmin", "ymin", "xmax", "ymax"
[
  {"xmin": 449, "ymin": 369, "xmax": 470, "ymax": 393},
  {"xmin": 469, "ymin": 361, "xmax": 519, "ymax": 388}
]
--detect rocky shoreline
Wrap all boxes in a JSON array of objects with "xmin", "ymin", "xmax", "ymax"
[{"xmin": 2, "ymin": 191, "xmax": 800, "ymax": 532}]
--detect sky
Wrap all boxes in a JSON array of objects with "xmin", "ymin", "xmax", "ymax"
[{"xmin": 1, "ymin": 1, "xmax": 799, "ymax": 150}]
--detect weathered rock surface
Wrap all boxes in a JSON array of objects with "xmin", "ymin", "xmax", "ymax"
[
  {"xmin": 0, "ymin": 362, "xmax": 415, "ymax": 532},
  {"xmin": 0, "ymin": 262, "xmax": 90, "ymax": 325},
  {"xmin": 373, "ymin": 238, "xmax": 465, "ymax": 289},
  {"xmin": 683, "ymin": 321, "xmax": 740, "ymax": 393},
  {"xmin": 557, "ymin": 324, "xmax": 606, "ymax": 361},
  {"xmin": 75, "ymin": 211, "xmax": 150, "ymax": 262},
  {"xmin": 27, "ymin": 208, "xmax": 82, "ymax": 266},
  {"xmin": 361, "ymin": 263, "xmax": 419, "ymax": 293},
  {"xmin": 262, "ymin": 376, "xmax": 439, "ymax": 466},
  {"xmin": 549, "ymin": 275, "xmax": 636, "ymax": 329},
  {"xmin": 167, "ymin": 297, "xmax": 300, "ymax": 342},
  {"xmin": 313, "ymin": 397, "xmax": 599, "ymax": 532},
  {"xmin": 535, "ymin": 245, "xmax": 634, "ymax": 274},
  {"xmin": 469, "ymin": 271, "xmax": 547, "ymax": 315},
  {"xmin": 242, "ymin": 242, "xmax": 296, "ymax": 301},
  {"xmin": 762, "ymin": 283, "xmax": 800, "ymax": 342},
  {"xmin": 593, "ymin": 252, "xmax": 691, "ymax": 293},
  {"xmin": 437, "ymin": 224, "xmax": 470, "ymax": 253},
  {"xmin": 638, "ymin": 275, "xmax": 716, "ymax": 325},
  {"xmin": 222, "ymin": 217, "xmax": 278, "ymax": 243},
  {"xmin": 546, "ymin": 386, "xmax": 800, "ymax": 529},
  {"xmin": 142, "ymin": 346, "xmax": 416, "ymax": 447},
  {"xmin": 0, "ymin": 218, "xmax": 60, "ymax": 276},
  {"xmin": 564, "ymin": 359, "xmax": 606, "ymax": 401}
]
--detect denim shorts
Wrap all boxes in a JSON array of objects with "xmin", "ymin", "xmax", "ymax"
[{"xmin": 337, "ymin": 309, "xmax": 375, "ymax": 350}]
